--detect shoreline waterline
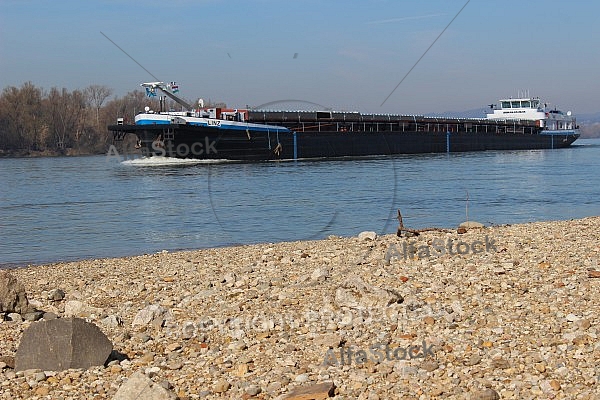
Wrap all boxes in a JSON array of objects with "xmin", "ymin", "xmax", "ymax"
[{"xmin": 2, "ymin": 215, "xmax": 597, "ymax": 270}]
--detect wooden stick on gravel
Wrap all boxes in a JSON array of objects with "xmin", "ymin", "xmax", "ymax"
[{"xmin": 396, "ymin": 209, "xmax": 452, "ymax": 237}]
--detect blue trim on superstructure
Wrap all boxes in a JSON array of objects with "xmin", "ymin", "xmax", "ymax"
[
  {"xmin": 187, "ymin": 121, "xmax": 289, "ymax": 133},
  {"xmin": 135, "ymin": 118, "xmax": 289, "ymax": 133},
  {"xmin": 136, "ymin": 119, "xmax": 171, "ymax": 125}
]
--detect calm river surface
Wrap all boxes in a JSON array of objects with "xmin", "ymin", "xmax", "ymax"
[{"xmin": 1, "ymin": 139, "xmax": 599, "ymax": 267}]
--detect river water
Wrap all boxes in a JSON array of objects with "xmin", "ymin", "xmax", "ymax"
[{"xmin": 1, "ymin": 139, "xmax": 599, "ymax": 267}]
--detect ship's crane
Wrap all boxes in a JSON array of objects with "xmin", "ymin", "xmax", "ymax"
[{"xmin": 141, "ymin": 82, "xmax": 192, "ymax": 110}]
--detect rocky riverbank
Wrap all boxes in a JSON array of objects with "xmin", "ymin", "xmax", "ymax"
[{"xmin": 1, "ymin": 217, "xmax": 599, "ymax": 399}]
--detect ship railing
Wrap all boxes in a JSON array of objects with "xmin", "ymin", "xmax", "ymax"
[{"xmin": 265, "ymin": 120, "xmax": 538, "ymax": 135}]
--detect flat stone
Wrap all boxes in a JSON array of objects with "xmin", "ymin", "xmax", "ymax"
[
  {"xmin": 213, "ymin": 378, "xmax": 231, "ymax": 393},
  {"xmin": 113, "ymin": 371, "xmax": 177, "ymax": 400},
  {"xmin": 132, "ymin": 304, "xmax": 168, "ymax": 327},
  {"xmin": 15, "ymin": 317, "xmax": 113, "ymax": 371},
  {"xmin": 470, "ymin": 388, "xmax": 500, "ymax": 400},
  {"xmin": 165, "ymin": 343, "xmax": 181, "ymax": 352},
  {"xmin": 283, "ymin": 382, "xmax": 335, "ymax": 399}
]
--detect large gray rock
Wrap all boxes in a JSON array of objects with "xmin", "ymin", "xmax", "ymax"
[
  {"xmin": 0, "ymin": 271, "xmax": 34, "ymax": 314},
  {"xmin": 15, "ymin": 317, "xmax": 113, "ymax": 371},
  {"xmin": 113, "ymin": 371, "xmax": 177, "ymax": 400}
]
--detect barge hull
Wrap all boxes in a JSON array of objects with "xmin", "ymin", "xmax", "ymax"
[{"xmin": 109, "ymin": 123, "xmax": 579, "ymax": 161}]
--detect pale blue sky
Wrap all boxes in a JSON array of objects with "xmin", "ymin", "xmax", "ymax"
[{"xmin": 1, "ymin": 0, "xmax": 599, "ymax": 114}]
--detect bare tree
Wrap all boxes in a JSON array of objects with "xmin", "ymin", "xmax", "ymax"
[
  {"xmin": 0, "ymin": 82, "xmax": 44, "ymax": 151},
  {"xmin": 45, "ymin": 87, "xmax": 86, "ymax": 150},
  {"xmin": 85, "ymin": 85, "xmax": 113, "ymax": 129}
]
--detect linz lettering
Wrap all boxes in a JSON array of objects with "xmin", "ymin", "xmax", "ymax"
[{"xmin": 207, "ymin": 120, "xmax": 221, "ymax": 126}]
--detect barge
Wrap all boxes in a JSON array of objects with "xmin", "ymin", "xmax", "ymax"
[{"xmin": 109, "ymin": 82, "xmax": 580, "ymax": 161}]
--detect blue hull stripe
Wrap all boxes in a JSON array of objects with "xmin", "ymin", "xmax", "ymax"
[{"xmin": 540, "ymin": 130, "xmax": 578, "ymax": 136}]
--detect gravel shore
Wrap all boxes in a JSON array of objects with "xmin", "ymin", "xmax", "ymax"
[{"xmin": 1, "ymin": 217, "xmax": 599, "ymax": 399}]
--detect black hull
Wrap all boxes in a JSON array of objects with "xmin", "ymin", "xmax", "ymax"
[{"xmin": 109, "ymin": 124, "xmax": 579, "ymax": 161}]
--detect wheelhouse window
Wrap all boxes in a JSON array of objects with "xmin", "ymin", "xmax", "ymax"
[
  {"xmin": 511, "ymin": 101, "xmax": 521, "ymax": 108},
  {"xmin": 502, "ymin": 101, "xmax": 511, "ymax": 108},
  {"xmin": 521, "ymin": 101, "xmax": 531, "ymax": 108}
]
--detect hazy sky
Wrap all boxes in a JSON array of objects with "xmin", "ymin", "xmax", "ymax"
[{"xmin": 1, "ymin": 0, "xmax": 599, "ymax": 114}]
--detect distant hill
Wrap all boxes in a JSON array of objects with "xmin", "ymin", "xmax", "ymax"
[
  {"xmin": 426, "ymin": 108, "xmax": 600, "ymax": 138},
  {"xmin": 576, "ymin": 112, "xmax": 600, "ymax": 124}
]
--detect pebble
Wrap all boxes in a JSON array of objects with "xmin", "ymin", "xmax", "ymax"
[
  {"xmin": 47, "ymin": 288, "xmax": 65, "ymax": 301},
  {"xmin": 472, "ymin": 388, "xmax": 500, "ymax": 400},
  {"xmin": 145, "ymin": 366, "xmax": 161, "ymax": 377},
  {"xmin": 566, "ymin": 313, "xmax": 579, "ymax": 322},
  {"xmin": 166, "ymin": 361, "xmax": 182, "ymax": 370},
  {"xmin": 165, "ymin": 343, "xmax": 181, "ymax": 352},
  {"xmin": 420, "ymin": 360, "xmax": 439, "ymax": 372},
  {"xmin": 34, "ymin": 386, "xmax": 49, "ymax": 396},
  {"xmin": 33, "ymin": 372, "xmax": 46, "ymax": 382},
  {"xmin": 7, "ymin": 313, "xmax": 22, "ymax": 322},
  {"xmin": 213, "ymin": 379, "xmax": 230, "ymax": 393},
  {"xmin": 464, "ymin": 354, "xmax": 482, "ymax": 366},
  {"xmin": 358, "ymin": 231, "xmax": 377, "ymax": 241},
  {"xmin": 245, "ymin": 385, "xmax": 261, "ymax": 396}
]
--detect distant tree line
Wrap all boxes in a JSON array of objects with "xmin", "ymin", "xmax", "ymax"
[
  {"xmin": 579, "ymin": 123, "xmax": 600, "ymax": 138},
  {"xmin": 0, "ymin": 82, "xmax": 169, "ymax": 156},
  {"xmin": 1, "ymin": 82, "xmax": 597, "ymax": 157}
]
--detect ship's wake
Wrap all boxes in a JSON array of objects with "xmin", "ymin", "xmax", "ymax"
[{"xmin": 121, "ymin": 157, "xmax": 232, "ymax": 166}]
